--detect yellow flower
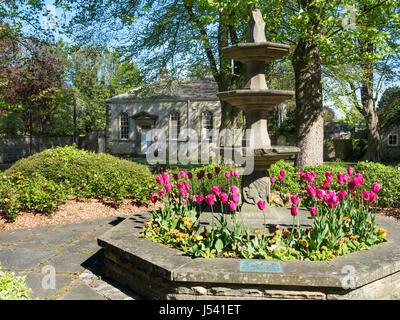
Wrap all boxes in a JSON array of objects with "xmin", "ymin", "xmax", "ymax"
[
  {"xmin": 298, "ymin": 239, "xmax": 309, "ymax": 248},
  {"xmin": 275, "ymin": 230, "xmax": 282, "ymax": 236},
  {"xmin": 193, "ymin": 235, "xmax": 203, "ymax": 242},
  {"xmin": 377, "ymin": 228, "xmax": 387, "ymax": 239},
  {"xmin": 321, "ymin": 246, "xmax": 328, "ymax": 251},
  {"xmin": 182, "ymin": 217, "xmax": 192, "ymax": 227},
  {"xmin": 204, "ymin": 231, "xmax": 210, "ymax": 237},
  {"xmin": 343, "ymin": 216, "xmax": 351, "ymax": 223},
  {"xmin": 283, "ymin": 230, "xmax": 291, "ymax": 238}
]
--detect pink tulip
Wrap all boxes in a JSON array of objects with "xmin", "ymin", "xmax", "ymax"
[
  {"xmin": 150, "ymin": 194, "xmax": 158, "ymax": 203},
  {"xmin": 347, "ymin": 167, "xmax": 354, "ymax": 175},
  {"xmin": 325, "ymin": 171, "xmax": 332, "ymax": 178},
  {"xmin": 362, "ymin": 191, "xmax": 370, "ymax": 200},
  {"xmin": 177, "ymin": 181, "xmax": 184, "ymax": 189},
  {"xmin": 291, "ymin": 206, "xmax": 298, "ymax": 216},
  {"xmin": 309, "ymin": 206, "xmax": 317, "ymax": 216},
  {"xmin": 195, "ymin": 195, "xmax": 204, "ymax": 204},
  {"xmin": 306, "ymin": 185, "xmax": 316, "ymax": 197},
  {"xmin": 179, "ymin": 188, "xmax": 186, "ymax": 197},
  {"xmin": 205, "ymin": 194, "xmax": 215, "ymax": 206},
  {"xmin": 337, "ymin": 172, "xmax": 345, "ymax": 185},
  {"xmin": 230, "ymin": 193, "xmax": 239, "ymax": 203},
  {"xmin": 270, "ymin": 177, "xmax": 276, "ymax": 184},
  {"xmin": 372, "ymin": 183, "xmax": 380, "ymax": 193},
  {"xmin": 257, "ymin": 200, "xmax": 266, "ymax": 211},
  {"xmin": 212, "ymin": 186, "xmax": 221, "ymax": 196},
  {"xmin": 338, "ymin": 190, "xmax": 347, "ymax": 200},
  {"xmin": 159, "ymin": 188, "xmax": 166, "ymax": 196},
  {"xmin": 185, "ymin": 183, "xmax": 191, "ymax": 191},
  {"xmin": 322, "ymin": 180, "xmax": 330, "ymax": 190},
  {"xmin": 179, "ymin": 170, "xmax": 187, "ymax": 179},
  {"xmin": 219, "ymin": 193, "xmax": 228, "ymax": 203},
  {"xmin": 348, "ymin": 180, "xmax": 356, "ymax": 191},
  {"xmin": 280, "ymin": 169, "xmax": 286, "ymax": 177},
  {"xmin": 291, "ymin": 194, "xmax": 299, "ymax": 205},
  {"xmin": 278, "ymin": 174, "xmax": 283, "ymax": 182},
  {"xmin": 156, "ymin": 176, "xmax": 164, "ymax": 185},
  {"xmin": 353, "ymin": 192, "xmax": 357, "ymax": 197},
  {"xmin": 225, "ymin": 171, "xmax": 231, "ymax": 178},
  {"xmin": 161, "ymin": 172, "xmax": 170, "ymax": 182},
  {"xmin": 316, "ymin": 189, "xmax": 325, "ymax": 199},
  {"xmin": 164, "ymin": 183, "xmax": 172, "ymax": 192},
  {"xmin": 354, "ymin": 173, "xmax": 364, "ymax": 187},
  {"xmin": 228, "ymin": 201, "xmax": 237, "ymax": 211},
  {"xmin": 369, "ymin": 192, "xmax": 377, "ymax": 202},
  {"xmin": 230, "ymin": 185, "xmax": 239, "ymax": 194},
  {"xmin": 233, "ymin": 170, "xmax": 240, "ymax": 178}
]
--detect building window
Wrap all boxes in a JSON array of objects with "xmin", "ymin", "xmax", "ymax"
[
  {"xmin": 170, "ymin": 111, "xmax": 180, "ymax": 139},
  {"xmin": 388, "ymin": 134, "xmax": 398, "ymax": 147},
  {"xmin": 203, "ymin": 110, "xmax": 213, "ymax": 141},
  {"xmin": 120, "ymin": 112, "xmax": 129, "ymax": 140}
]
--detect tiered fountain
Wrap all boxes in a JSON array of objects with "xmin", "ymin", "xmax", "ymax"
[
  {"xmin": 217, "ymin": 9, "xmax": 299, "ymax": 222},
  {"xmin": 97, "ymin": 9, "xmax": 400, "ymax": 301}
]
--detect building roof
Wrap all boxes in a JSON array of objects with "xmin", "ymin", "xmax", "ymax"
[{"xmin": 106, "ymin": 77, "xmax": 219, "ymax": 103}]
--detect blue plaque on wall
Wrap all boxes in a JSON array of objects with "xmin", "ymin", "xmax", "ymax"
[{"xmin": 240, "ymin": 261, "xmax": 282, "ymax": 273}]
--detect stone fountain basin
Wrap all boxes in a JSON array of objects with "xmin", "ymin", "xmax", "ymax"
[
  {"xmin": 222, "ymin": 42, "xmax": 290, "ymax": 63},
  {"xmin": 98, "ymin": 211, "xmax": 400, "ymax": 300},
  {"xmin": 217, "ymin": 89, "xmax": 294, "ymax": 111}
]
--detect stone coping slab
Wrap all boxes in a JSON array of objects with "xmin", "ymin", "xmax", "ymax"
[{"xmin": 98, "ymin": 211, "xmax": 400, "ymax": 292}]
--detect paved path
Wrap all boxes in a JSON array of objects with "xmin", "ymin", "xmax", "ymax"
[{"xmin": 0, "ymin": 217, "xmax": 142, "ymax": 300}]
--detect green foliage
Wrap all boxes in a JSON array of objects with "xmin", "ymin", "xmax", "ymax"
[
  {"xmin": 186, "ymin": 164, "xmax": 241, "ymax": 196},
  {"xmin": 0, "ymin": 173, "xmax": 65, "ymax": 222},
  {"xmin": 0, "ymin": 264, "xmax": 32, "ymax": 300},
  {"xmin": 2, "ymin": 146, "xmax": 154, "ymax": 220},
  {"xmin": 268, "ymin": 160, "xmax": 301, "ymax": 195}
]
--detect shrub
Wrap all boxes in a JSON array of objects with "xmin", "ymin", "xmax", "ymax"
[
  {"xmin": 354, "ymin": 161, "xmax": 400, "ymax": 207},
  {"xmin": 5, "ymin": 146, "xmax": 155, "ymax": 205},
  {"xmin": 268, "ymin": 160, "xmax": 301, "ymax": 195},
  {"xmin": 0, "ymin": 173, "xmax": 65, "ymax": 222},
  {"xmin": 0, "ymin": 264, "xmax": 32, "ymax": 300},
  {"xmin": 169, "ymin": 164, "xmax": 241, "ymax": 197}
]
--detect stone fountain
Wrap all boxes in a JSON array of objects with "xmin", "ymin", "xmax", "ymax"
[
  {"xmin": 97, "ymin": 9, "xmax": 400, "ymax": 301},
  {"xmin": 217, "ymin": 9, "xmax": 299, "ymax": 222}
]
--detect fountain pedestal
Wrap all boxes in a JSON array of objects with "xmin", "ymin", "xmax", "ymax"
[{"xmin": 216, "ymin": 9, "xmax": 299, "ymax": 212}]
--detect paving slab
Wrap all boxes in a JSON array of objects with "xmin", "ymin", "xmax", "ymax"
[
  {"xmin": 15, "ymin": 271, "xmax": 74, "ymax": 300},
  {"xmin": 44, "ymin": 252, "xmax": 94, "ymax": 273},
  {"xmin": 28, "ymin": 230, "xmax": 86, "ymax": 246},
  {"xmin": 57, "ymin": 283, "xmax": 106, "ymax": 300},
  {"xmin": 0, "ymin": 249, "xmax": 57, "ymax": 270}
]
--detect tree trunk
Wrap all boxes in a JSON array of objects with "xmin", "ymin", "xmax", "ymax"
[
  {"xmin": 292, "ymin": 36, "xmax": 324, "ymax": 170},
  {"xmin": 360, "ymin": 41, "xmax": 381, "ymax": 162}
]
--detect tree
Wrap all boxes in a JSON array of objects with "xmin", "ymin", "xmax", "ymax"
[
  {"xmin": 58, "ymin": 0, "xmax": 400, "ymax": 168},
  {"xmin": 0, "ymin": 39, "xmax": 67, "ymax": 135},
  {"xmin": 323, "ymin": 2, "xmax": 400, "ymax": 162},
  {"xmin": 64, "ymin": 45, "xmax": 143, "ymax": 134},
  {"xmin": 378, "ymin": 86, "xmax": 400, "ymax": 128}
]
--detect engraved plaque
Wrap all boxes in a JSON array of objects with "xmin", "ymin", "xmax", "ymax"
[{"xmin": 240, "ymin": 261, "xmax": 282, "ymax": 273}]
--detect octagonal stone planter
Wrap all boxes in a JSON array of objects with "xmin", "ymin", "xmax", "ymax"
[{"xmin": 97, "ymin": 212, "xmax": 400, "ymax": 300}]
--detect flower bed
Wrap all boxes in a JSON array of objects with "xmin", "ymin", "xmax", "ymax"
[{"xmin": 141, "ymin": 166, "xmax": 387, "ymax": 261}]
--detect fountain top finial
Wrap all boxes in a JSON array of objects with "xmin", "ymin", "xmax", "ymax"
[{"xmin": 247, "ymin": 9, "xmax": 266, "ymax": 43}]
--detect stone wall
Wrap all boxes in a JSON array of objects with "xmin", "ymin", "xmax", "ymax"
[
  {"xmin": 381, "ymin": 125, "xmax": 400, "ymax": 161},
  {"xmin": 98, "ymin": 213, "xmax": 400, "ymax": 301},
  {"xmin": 0, "ymin": 131, "xmax": 105, "ymax": 164}
]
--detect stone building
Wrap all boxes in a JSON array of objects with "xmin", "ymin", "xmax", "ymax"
[
  {"xmin": 105, "ymin": 77, "xmax": 221, "ymax": 158},
  {"xmin": 380, "ymin": 124, "xmax": 400, "ymax": 161}
]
